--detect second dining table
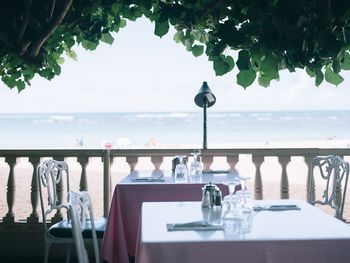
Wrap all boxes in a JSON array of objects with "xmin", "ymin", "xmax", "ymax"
[{"xmin": 101, "ymin": 170, "xmax": 233, "ymax": 263}]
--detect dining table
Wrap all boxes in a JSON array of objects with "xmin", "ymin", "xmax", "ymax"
[
  {"xmin": 136, "ymin": 200, "xmax": 350, "ymax": 263},
  {"xmin": 101, "ymin": 169, "xmax": 233, "ymax": 263}
]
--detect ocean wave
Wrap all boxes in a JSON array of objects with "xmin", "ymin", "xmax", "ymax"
[{"xmin": 136, "ymin": 112, "xmax": 190, "ymax": 119}]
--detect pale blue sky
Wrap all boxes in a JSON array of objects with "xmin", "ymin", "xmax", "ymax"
[{"xmin": 0, "ymin": 18, "xmax": 349, "ymax": 113}]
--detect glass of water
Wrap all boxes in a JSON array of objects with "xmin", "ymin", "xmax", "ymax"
[
  {"xmin": 189, "ymin": 150, "xmax": 202, "ymax": 182},
  {"xmin": 174, "ymin": 156, "xmax": 188, "ymax": 183}
]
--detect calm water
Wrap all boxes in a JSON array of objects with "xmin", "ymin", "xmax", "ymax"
[{"xmin": 0, "ymin": 111, "xmax": 349, "ymax": 149}]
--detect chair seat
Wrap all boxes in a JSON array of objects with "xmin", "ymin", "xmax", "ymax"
[{"xmin": 49, "ymin": 217, "xmax": 106, "ymax": 239}]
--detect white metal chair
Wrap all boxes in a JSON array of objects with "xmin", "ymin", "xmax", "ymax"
[
  {"xmin": 308, "ymin": 155, "xmax": 349, "ymax": 221},
  {"xmin": 68, "ymin": 191, "xmax": 100, "ymax": 263},
  {"xmin": 38, "ymin": 159, "xmax": 106, "ymax": 263}
]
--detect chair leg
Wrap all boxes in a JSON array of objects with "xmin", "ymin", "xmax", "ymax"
[
  {"xmin": 66, "ymin": 244, "xmax": 72, "ymax": 263},
  {"xmin": 44, "ymin": 242, "xmax": 50, "ymax": 263}
]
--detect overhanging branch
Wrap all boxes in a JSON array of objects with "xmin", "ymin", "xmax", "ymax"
[{"xmin": 29, "ymin": 0, "xmax": 73, "ymax": 58}]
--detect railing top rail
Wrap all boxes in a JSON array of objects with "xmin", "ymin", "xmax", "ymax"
[{"xmin": 0, "ymin": 148, "xmax": 349, "ymax": 158}]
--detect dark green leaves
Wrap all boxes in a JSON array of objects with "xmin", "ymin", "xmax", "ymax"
[
  {"xmin": 315, "ymin": 69, "xmax": 324, "ymax": 87},
  {"xmin": 191, "ymin": 45, "xmax": 204, "ymax": 57},
  {"xmin": 213, "ymin": 55, "xmax": 234, "ymax": 76},
  {"xmin": 237, "ymin": 69, "xmax": 256, "ymax": 88},
  {"xmin": 325, "ymin": 68, "xmax": 344, "ymax": 86},
  {"xmin": 341, "ymin": 52, "xmax": 350, "ymax": 70},
  {"xmin": 82, "ymin": 40, "xmax": 98, "ymax": 50},
  {"xmin": 236, "ymin": 50, "xmax": 250, "ymax": 70},
  {"xmin": 1, "ymin": 0, "xmax": 350, "ymax": 91},
  {"xmin": 154, "ymin": 21, "xmax": 169, "ymax": 37},
  {"xmin": 101, "ymin": 32, "xmax": 114, "ymax": 45}
]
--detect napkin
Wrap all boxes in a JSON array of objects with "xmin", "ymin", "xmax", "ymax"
[
  {"xmin": 166, "ymin": 221, "xmax": 224, "ymax": 231},
  {"xmin": 130, "ymin": 177, "xmax": 165, "ymax": 182},
  {"xmin": 253, "ymin": 204, "xmax": 301, "ymax": 212}
]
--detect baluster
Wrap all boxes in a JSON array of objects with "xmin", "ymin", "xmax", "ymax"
[
  {"xmin": 226, "ymin": 155, "xmax": 239, "ymax": 171},
  {"xmin": 151, "ymin": 156, "xmax": 163, "ymax": 170},
  {"xmin": 103, "ymin": 149, "xmax": 112, "ymax": 218},
  {"xmin": 304, "ymin": 156, "xmax": 314, "ymax": 202},
  {"xmin": 279, "ymin": 156, "xmax": 291, "ymax": 199},
  {"xmin": 126, "ymin": 156, "xmax": 138, "ymax": 172},
  {"xmin": 202, "ymin": 155, "xmax": 213, "ymax": 171},
  {"xmin": 78, "ymin": 156, "xmax": 89, "ymax": 191},
  {"xmin": 52, "ymin": 156, "xmax": 65, "ymax": 223},
  {"xmin": 27, "ymin": 156, "xmax": 41, "ymax": 224},
  {"xmin": 252, "ymin": 155, "xmax": 264, "ymax": 200},
  {"xmin": 3, "ymin": 157, "xmax": 17, "ymax": 223}
]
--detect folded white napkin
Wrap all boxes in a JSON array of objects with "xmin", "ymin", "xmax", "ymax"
[
  {"xmin": 130, "ymin": 177, "xmax": 165, "ymax": 182},
  {"xmin": 253, "ymin": 204, "xmax": 301, "ymax": 211},
  {"xmin": 167, "ymin": 221, "xmax": 224, "ymax": 231}
]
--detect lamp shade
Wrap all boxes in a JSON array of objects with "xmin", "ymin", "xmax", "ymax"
[{"xmin": 194, "ymin": 81, "xmax": 216, "ymax": 108}]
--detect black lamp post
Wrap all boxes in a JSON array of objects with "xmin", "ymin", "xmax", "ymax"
[{"xmin": 194, "ymin": 81, "xmax": 216, "ymax": 149}]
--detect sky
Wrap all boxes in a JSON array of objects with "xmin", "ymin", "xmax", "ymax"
[{"xmin": 0, "ymin": 18, "xmax": 349, "ymax": 113}]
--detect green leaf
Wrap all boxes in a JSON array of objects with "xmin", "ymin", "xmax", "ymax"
[
  {"xmin": 305, "ymin": 67, "xmax": 315, "ymax": 77},
  {"xmin": 315, "ymin": 68, "xmax": 324, "ymax": 86},
  {"xmin": 236, "ymin": 50, "xmax": 250, "ymax": 70},
  {"xmin": 174, "ymin": 31, "xmax": 184, "ymax": 43},
  {"xmin": 119, "ymin": 19, "xmax": 127, "ymax": 28},
  {"xmin": 82, "ymin": 40, "xmax": 98, "ymax": 50},
  {"xmin": 237, "ymin": 69, "xmax": 257, "ymax": 88},
  {"xmin": 213, "ymin": 58, "xmax": 229, "ymax": 76},
  {"xmin": 57, "ymin": 57, "xmax": 65, "ymax": 64},
  {"xmin": 213, "ymin": 55, "xmax": 234, "ymax": 76},
  {"xmin": 111, "ymin": 3, "xmax": 122, "ymax": 15},
  {"xmin": 260, "ymin": 56, "xmax": 279, "ymax": 80},
  {"xmin": 332, "ymin": 61, "xmax": 341, "ymax": 73},
  {"xmin": 154, "ymin": 21, "xmax": 169, "ymax": 37},
  {"xmin": 101, "ymin": 32, "xmax": 114, "ymax": 45},
  {"xmin": 16, "ymin": 80, "xmax": 25, "ymax": 92},
  {"xmin": 225, "ymin": 56, "xmax": 235, "ymax": 72},
  {"xmin": 325, "ymin": 68, "xmax": 344, "ymax": 86},
  {"xmin": 341, "ymin": 52, "xmax": 350, "ymax": 70},
  {"xmin": 192, "ymin": 45, "xmax": 204, "ymax": 57},
  {"xmin": 258, "ymin": 74, "xmax": 271, "ymax": 87}
]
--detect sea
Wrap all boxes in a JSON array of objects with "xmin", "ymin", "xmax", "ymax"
[{"xmin": 0, "ymin": 111, "xmax": 350, "ymax": 149}]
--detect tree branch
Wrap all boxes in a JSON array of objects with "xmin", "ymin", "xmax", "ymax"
[
  {"xmin": 49, "ymin": 0, "xmax": 56, "ymax": 21},
  {"xmin": 29, "ymin": 0, "xmax": 73, "ymax": 58},
  {"xmin": 16, "ymin": 0, "xmax": 32, "ymax": 45}
]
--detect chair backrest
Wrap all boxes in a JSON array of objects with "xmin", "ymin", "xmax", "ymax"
[
  {"xmin": 38, "ymin": 159, "xmax": 70, "ymax": 228},
  {"xmin": 68, "ymin": 191, "xmax": 100, "ymax": 263},
  {"xmin": 308, "ymin": 155, "xmax": 349, "ymax": 221}
]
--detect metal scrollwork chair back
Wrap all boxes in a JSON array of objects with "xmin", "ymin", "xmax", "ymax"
[
  {"xmin": 308, "ymin": 155, "xmax": 349, "ymax": 221},
  {"xmin": 68, "ymin": 191, "xmax": 100, "ymax": 263},
  {"xmin": 38, "ymin": 159, "xmax": 106, "ymax": 263}
]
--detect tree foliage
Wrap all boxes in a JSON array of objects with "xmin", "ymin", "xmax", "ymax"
[{"xmin": 1, "ymin": 0, "xmax": 350, "ymax": 91}]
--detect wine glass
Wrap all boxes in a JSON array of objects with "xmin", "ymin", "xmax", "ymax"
[{"xmin": 224, "ymin": 170, "xmax": 242, "ymax": 195}]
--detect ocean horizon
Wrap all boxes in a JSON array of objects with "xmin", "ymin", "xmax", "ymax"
[{"xmin": 1, "ymin": 110, "xmax": 350, "ymax": 149}]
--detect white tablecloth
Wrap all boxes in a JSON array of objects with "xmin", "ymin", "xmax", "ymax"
[{"xmin": 136, "ymin": 200, "xmax": 350, "ymax": 263}]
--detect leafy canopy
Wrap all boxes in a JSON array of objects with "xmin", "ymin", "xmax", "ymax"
[{"xmin": 1, "ymin": 0, "xmax": 350, "ymax": 92}]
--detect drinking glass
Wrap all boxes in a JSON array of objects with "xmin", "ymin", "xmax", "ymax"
[
  {"xmin": 174, "ymin": 156, "xmax": 188, "ymax": 183},
  {"xmin": 224, "ymin": 170, "xmax": 242, "ymax": 195},
  {"xmin": 189, "ymin": 150, "xmax": 202, "ymax": 183}
]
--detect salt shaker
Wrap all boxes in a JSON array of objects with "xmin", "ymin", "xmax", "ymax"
[{"xmin": 201, "ymin": 191, "xmax": 211, "ymax": 208}]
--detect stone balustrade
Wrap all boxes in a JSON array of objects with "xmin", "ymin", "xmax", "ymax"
[{"xmin": 0, "ymin": 147, "xmax": 349, "ymax": 225}]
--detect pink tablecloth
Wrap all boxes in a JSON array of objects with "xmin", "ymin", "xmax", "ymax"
[{"xmin": 101, "ymin": 174, "xmax": 229, "ymax": 263}]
